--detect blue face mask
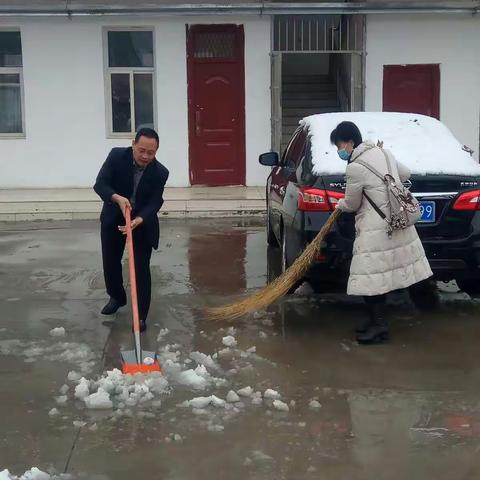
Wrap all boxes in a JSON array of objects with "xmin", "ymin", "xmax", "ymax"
[{"xmin": 337, "ymin": 149, "xmax": 350, "ymax": 161}]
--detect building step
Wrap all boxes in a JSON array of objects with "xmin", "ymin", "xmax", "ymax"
[
  {"xmin": 0, "ymin": 187, "xmax": 267, "ymax": 221},
  {"xmin": 282, "ymin": 106, "xmax": 340, "ymax": 117},
  {"xmin": 283, "ymin": 83, "xmax": 336, "ymax": 94},
  {"xmin": 282, "ymin": 91, "xmax": 337, "ymax": 101},
  {"xmin": 282, "ymin": 99, "xmax": 339, "ymax": 109},
  {"xmin": 282, "ymin": 75, "xmax": 333, "ymax": 85},
  {"xmin": 282, "ymin": 91, "xmax": 337, "ymax": 106}
]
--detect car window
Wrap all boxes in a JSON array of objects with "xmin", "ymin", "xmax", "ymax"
[
  {"xmin": 283, "ymin": 128, "xmax": 307, "ymax": 171},
  {"xmin": 299, "ymin": 137, "xmax": 316, "ymax": 186}
]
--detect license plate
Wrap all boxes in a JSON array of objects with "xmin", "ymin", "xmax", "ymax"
[{"xmin": 419, "ymin": 201, "xmax": 436, "ymax": 223}]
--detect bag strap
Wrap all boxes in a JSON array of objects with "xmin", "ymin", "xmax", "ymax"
[
  {"xmin": 380, "ymin": 148, "xmax": 393, "ymax": 176},
  {"xmin": 355, "ymin": 158, "xmax": 387, "ymax": 183},
  {"xmin": 363, "ymin": 192, "xmax": 387, "ymax": 221}
]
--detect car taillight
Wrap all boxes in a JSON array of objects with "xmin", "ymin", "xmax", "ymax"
[
  {"xmin": 452, "ymin": 190, "xmax": 480, "ymax": 211},
  {"xmin": 298, "ymin": 188, "xmax": 345, "ymax": 212}
]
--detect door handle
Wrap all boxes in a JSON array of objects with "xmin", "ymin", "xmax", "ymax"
[{"xmin": 195, "ymin": 110, "xmax": 201, "ymax": 136}]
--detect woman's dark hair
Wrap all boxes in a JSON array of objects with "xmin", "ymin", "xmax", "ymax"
[
  {"xmin": 135, "ymin": 127, "xmax": 159, "ymax": 146},
  {"xmin": 330, "ymin": 121, "xmax": 363, "ymax": 148}
]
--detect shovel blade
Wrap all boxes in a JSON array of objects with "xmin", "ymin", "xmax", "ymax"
[{"xmin": 121, "ymin": 349, "xmax": 161, "ymax": 375}]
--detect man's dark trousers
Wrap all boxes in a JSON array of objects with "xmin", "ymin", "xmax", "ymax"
[{"xmin": 101, "ymin": 223, "xmax": 152, "ymax": 321}]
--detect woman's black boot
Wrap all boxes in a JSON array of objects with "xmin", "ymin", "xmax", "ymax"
[{"xmin": 356, "ymin": 304, "xmax": 389, "ymax": 344}]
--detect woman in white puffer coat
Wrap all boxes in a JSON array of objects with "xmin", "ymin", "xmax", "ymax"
[{"xmin": 331, "ymin": 121, "xmax": 432, "ymax": 344}]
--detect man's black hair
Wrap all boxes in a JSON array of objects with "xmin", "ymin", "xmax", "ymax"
[
  {"xmin": 330, "ymin": 121, "xmax": 363, "ymax": 148},
  {"xmin": 135, "ymin": 127, "xmax": 159, "ymax": 146}
]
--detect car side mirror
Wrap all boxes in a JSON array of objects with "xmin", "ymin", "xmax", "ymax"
[{"xmin": 259, "ymin": 151, "xmax": 279, "ymax": 167}]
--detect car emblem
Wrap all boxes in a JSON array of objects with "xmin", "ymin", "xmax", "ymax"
[{"xmin": 403, "ymin": 179, "xmax": 412, "ymax": 189}]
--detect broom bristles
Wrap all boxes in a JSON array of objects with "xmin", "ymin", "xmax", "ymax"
[{"xmin": 205, "ymin": 208, "xmax": 342, "ymax": 320}]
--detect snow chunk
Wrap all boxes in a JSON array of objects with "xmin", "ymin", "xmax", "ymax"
[
  {"xmin": 294, "ymin": 281, "xmax": 314, "ymax": 296},
  {"xmin": 84, "ymin": 388, "xmax": 113, "ymax": 409},
  {"xmin": 222, "ymin": 336, "xmax": 237, "ymax": 347},
  {"xmin": 302, "ymin": 112, "xmax": 480, "ymax": 176},
  {"xmin": 49, "ymin": 327, "xmax": 65, "ymax": 337},
  {"xmin": 189, "ymin": 351, "xmax": 217, "ymax": 370},
  {"xmin": 273, "ymin": 400, "xmax": 289, "ymax": 412},
  {"xmin": 55, "ymin": 395, "xmax": 67, "ymax": 405},
  {"xmin": 188, "ymin": 396, "xmax": 212, "ymax": 409},
  {"xmin": 264, "ymin": 389, "xmax": 281, "ymax": 400},
  {"xmin": 210, "ymin": 395, "xmax": 226, "ymax": 408},
  {"xmin": 59, "ymin": 384, "xmax": 69, "ymax": 395},
  {"xmin": 226, "ymin": 390, "xmax": 240, "ymax": 403},
  {"xmin": 0, "ymin": 468, "xmax": 51, "ymax": 480},
  {"xmin": 74, "ymin": 378, "xmax": 90, "ymax": 399},
  {"xmin": 208, "ymin": 424, "xmax": 224, "ymax": 432},
  {"xmin": 177, "ymin": 369, "xmax": 208, "ymax": 390},
  {"xmin": 48, "ymin": 408, "xmax": 59, "ymax": 417},
  {"xmin": 73, "ymin": 421, "xmax": 86, "ymax": 428},
  {"xmin": 251, "ymin": 450, "xmax": 274, "ymax": 463},
  {"xmin": 246, "ymin": 346, "xmax": 256, "ymax": 354},
  {"xmin": 309, "ymin": 400, "xmax": 322, "ymax": 410},
  {"xmin": 157, "ymin": 328, "xmax": 169, "ymax": 341},
  {"xmin": 67, "ymin": 370, "xmax": 81, "ymax": 382},
  {"xmin": 237, "ymin": 386, "xmax": 253, "ymax": 397}
]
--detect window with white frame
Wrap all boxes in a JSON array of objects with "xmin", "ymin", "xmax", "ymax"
[
  {"xmin": 0, "ymin": 30, "xmax": 24, "ymax": 136},
  {"xmin": 105, "ymin": 29, "xmax": 156, "ymax": 135}
]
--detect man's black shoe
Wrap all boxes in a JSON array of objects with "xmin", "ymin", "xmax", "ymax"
[{"xmin": 101, "ymin": 298, "xmax": 126, "ymax": 315}]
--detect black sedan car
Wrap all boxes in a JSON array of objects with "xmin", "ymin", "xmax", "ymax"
[{"xmin": 260, "ymin": 113, "xmax": 480, "ymax": 303}]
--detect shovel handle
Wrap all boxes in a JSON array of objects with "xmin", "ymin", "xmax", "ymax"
[{"xmin": 125, "ymin": 207, "xmax": 141, "ymax": 335}]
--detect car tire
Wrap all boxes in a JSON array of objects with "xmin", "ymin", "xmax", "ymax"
[
  {"xmin": 456, "ymin": 278, "xmax": 480, "ymax": 298},
  {"xmin": 266, "ymin": 207, "xmax": 278, "ymax": 247},
  {"xmin": 409, "ymin": 279, "xmax": 440, "ymax": 311}
]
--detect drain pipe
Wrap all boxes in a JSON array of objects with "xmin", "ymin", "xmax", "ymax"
[{"xmin": 0, "ymin": 1, "xmax": 478, "ymax": 17}]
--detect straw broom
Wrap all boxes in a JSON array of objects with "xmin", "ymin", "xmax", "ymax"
[{"xmin": 205, "ymin": 208, "xmax": 342, "ymax": 320}]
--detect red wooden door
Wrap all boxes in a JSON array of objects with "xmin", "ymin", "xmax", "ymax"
[
  {"xmin": 383, "ymin": 64, "xmax": 440, "ymax": 119},
  {"xmin": 187, "ymin": 25, "xmax": 246, "ymax": 186}
]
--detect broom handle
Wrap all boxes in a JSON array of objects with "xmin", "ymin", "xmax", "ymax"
[{"xmin": 125, "ymin": 207, "xmax": 142, "ymax": 363}]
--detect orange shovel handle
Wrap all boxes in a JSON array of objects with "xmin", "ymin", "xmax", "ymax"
[{"xmin": 125, "ymin": 207, "xmax": 141, "ymax": 334}]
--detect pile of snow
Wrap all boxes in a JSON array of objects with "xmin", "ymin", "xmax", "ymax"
[
  {"xmin": 0, "ymin": 468, "xmax": 59, "ymax": 480},
  {"xmin": 0, "ymin": 339, "xmax": 95, "ymax": 374},
  {"xmin": 65, "ymin": 368, "xmax": 169, "ymax": 411},
  {"xmin": 48, "ymin": 328, "xmax": 65, "ymax": 337},
  {"xmin": 301, "ymin": 112, "xmax": 480, "ymax": 176}
]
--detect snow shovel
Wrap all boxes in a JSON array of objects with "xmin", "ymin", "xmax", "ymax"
[{"xmin": 121, "ymin": 207, "xmax": 161, "ymax": 375}]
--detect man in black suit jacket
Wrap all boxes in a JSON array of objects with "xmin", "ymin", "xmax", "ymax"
[{"xmin": 94, "ymin": 128, "xmax": 169, "ymax": 332}]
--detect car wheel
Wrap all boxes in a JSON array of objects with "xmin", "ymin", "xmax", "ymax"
[
  {"xmin": 267, "ymin": 207, "xmax": 278, "ymax": 247},
  {"xmin": 456, "ymin": 278, "xmax": 480, "ymax": 298},
  {"xmin": 409, "ymin": 279, "xmax": 440, "ymax": 311}
]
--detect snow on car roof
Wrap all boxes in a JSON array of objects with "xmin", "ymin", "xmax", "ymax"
[{"xmin": 300, "ymin": 112, "xmax": 480, "ymax": 177}]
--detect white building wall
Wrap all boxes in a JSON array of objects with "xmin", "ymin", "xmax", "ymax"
[
  {"xmin": 365, "ymin": 14, "xmax": 480, "ymax": 161},
  {"xmin": 0, "ymin": 15, "xmax": 271, "ymax": 188}
]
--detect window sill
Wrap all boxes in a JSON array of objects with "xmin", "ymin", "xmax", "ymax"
[
  {"xmin": 107, "ymin": 133, "xmax": 136, "ymax": 140},
  {"xmin": 0, "ymin": 134, "xmax": 26, "ymax": 140}
]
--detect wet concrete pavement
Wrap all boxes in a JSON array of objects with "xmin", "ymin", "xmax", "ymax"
[{"xmin": 1, "ymin": 218, "xmax": 480, "ymax": 479}]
